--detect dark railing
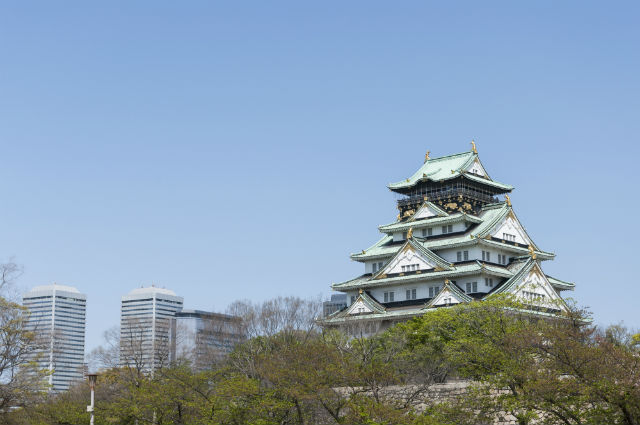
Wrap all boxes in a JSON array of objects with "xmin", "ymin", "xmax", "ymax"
[{"xmin": 398, "ymin": 188, "xmax": 498, "ymax": 207}]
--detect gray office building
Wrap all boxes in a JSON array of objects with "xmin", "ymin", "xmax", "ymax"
[
  {"xmin": 175, "ymin": 310, "xmax": 243, "ymax": 370},
  {"xmin": 323, "ymin": 293, "xmax": 348, "ymax": 317}
]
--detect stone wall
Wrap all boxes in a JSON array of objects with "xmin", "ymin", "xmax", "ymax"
[{"xmin": 337, "ymin": 380, "xmax": 518, "ymax": 425}]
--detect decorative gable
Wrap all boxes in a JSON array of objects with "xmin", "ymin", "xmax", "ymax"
[
  {"xmin": 490, "ymin": 212, "xmax": 534, "ymax": 246},
  {"xmin": 466, "ymin": 158, "xmax": 488, "ymax": 177},
  {"xmin": 512, "ymin": 267, "xmax": 566, "ymax": 311},
  {"xmin": 377, "ymin": 243, "xmax": 437, "ymax": 276},
  {"xmin": 412, "ymin": 202, "xmax": 448, "ymax": 220},
  {"xmin": 413, "ymin": 206, "xmax": 437, "ymax": 219},
  {"xmin": 347, "ymin": 299, "xmax": 373, "ymax": 315},
  {"xmin": 428, "ymin": 282, "xmax": 471, "ymax": 307},
  {"xmin": 345, "ymin": 292, "xmax": 385, "ymax": 316}
]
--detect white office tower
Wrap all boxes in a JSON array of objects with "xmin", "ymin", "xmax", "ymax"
[
  {"xmin": 120, "ymin": 286, "xmax": 183, "ymax": 372},
  {"xmin": 22, "ymin": 284, "xmax": 87, "ymax": 392}
]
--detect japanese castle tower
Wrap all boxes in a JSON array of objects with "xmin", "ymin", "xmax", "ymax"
[{"xmin": 322, "ymin": 143, "xmax": 574, "ymax": 335}]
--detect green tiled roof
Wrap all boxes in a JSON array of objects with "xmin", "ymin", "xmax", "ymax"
[
  {"xmin": 473, "ymin": 203, "xmax": 540, "ymax": 251},
  {"xmin": 353, "ymin": 202, "xmax": 553, "ymax": 262},
  {"xmin": 357, "ymin": 291, "xmax": 386, "ymax": 314},
  {"xmin": 375, "ymin": 238, "xmax": 454, "ymax": 273},
  {"xmin": 387, "ymin": 151, "xmax": 513, "ymax": 192},
  {"xmin": 546, "ymin": 275, "xmax": 575, "ymax": 291},
  {"xmin": 479, "ymin": 239, "xmax": 554, "ymax": 260},
  {"xmin": 463, "ymin": 172, "xmax": 513, "ymax": 191},
  {"xmin": 332, "ymin": 261, "xmax": 514, "ymax": 291},
  {"xmin": 320, "ymin": 305, "xmax": 427, "ymax": 324},
  {"xmin": 485, "ymin": 258, "xmax": 535, "ymax": 297},
  {"xmin": 378, "ymin": 212, "xmax": 482, "ymax": 233}
]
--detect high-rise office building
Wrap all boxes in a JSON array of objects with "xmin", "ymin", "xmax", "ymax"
[
  {"xmin": 120, "ymin": 286, "xmax": 183, "ymax": 372},
  {"xmin": 322, "ymin": 294, "xmax": 348, "ymax": 317},
  {"xmin": 22, "ymin": 283, "xmax": 87, "ymax": 392},
  {"xmin": 175, "ymin": 310, "xmax": 243, "ymax": 370}
]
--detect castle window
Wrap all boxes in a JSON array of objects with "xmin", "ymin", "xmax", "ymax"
[
  {"xmin": 464, "ymin": 250, "xmax": 469, "ymax": 261},
  {"xmin": 503, "ymin": 233, "xmax": 516, "ymax": 242},
  {"xmin": 406, "ymin": 288, "xmax": 417, "ymax": 300},
  {"xmin": 383, "ymin": 291, "xmax": 394, "ymax": 303},
  {"xmin": 482, "ymin": 251, "xmax": 491, "ymax": 262},
  {"xmin": 372, "ymin": 263, "xmax": 378, "ymax": 273},
  {"xmin": 351, "ymin": 296, "xmax": 356, "ymax": 304},
  {"xmin": 523, "ymin": 291, "xmax": 545, "ymax": 303},
  {"xmin": 457, "ymin": 251, "xmax": 462, "ymax": 261},
  {"xmin": 429, "ymin": 286, "xmax": 440, "ymax": 298},
  {"xmin": 402, "ymin": 232, "xmax": 407, "ymax": 239},
  {"xmin": 485, "ymin": 278, "xmax": 494, "ymax": 287},
  {"xmin": 441, "ymin": 225, "xmax": 453, "ymax": 234}
]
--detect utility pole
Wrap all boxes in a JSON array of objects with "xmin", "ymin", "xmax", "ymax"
[{"xmin": 87, "ymin": 373, "xmax": 98, "ymax": 425}]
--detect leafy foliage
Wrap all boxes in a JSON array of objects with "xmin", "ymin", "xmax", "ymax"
[{"xmin": 6, "ymin": 295, "xmax": 640, "ymax": 425}]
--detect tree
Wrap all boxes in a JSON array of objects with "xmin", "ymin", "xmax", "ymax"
[
  {"xmin": 391, "ymin": 296, "xmax": 640, "ymax": 425},
  {"xmin": 0, "ymin": 260, "xmax": 48, "ymax": 419}
]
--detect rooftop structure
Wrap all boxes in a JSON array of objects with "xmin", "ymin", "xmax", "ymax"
[
  {"xmin": 321, "ymin": 144, "xmax": 575, "ymax": 336},
  {"xmin": 120, "ymin": 286, "xmax": 183, "ymax": 372},
  {"xmin": 22, "ymin": 283, "xmax": 87, "ymax": 392}
]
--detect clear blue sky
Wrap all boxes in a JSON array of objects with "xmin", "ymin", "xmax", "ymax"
[{"xmin": 1, "ymin": 2, "xmax": 638, "ymax": 351}]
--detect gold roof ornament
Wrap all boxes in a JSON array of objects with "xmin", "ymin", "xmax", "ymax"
[
  {"xmin": 528, "ymin": 245, "xmax": 537, "ymax": 260},
  {"xmin": 505, "ymin": 194, "xmax": 512, "ymax": 207},
  {"xmin": 471, "ymin": 140, "xmax": 477, "ymax": 154},
  {"xmin": 359, "ymin": 288, "xmax": 363, "ymax": 294},
  {"xmin": 444, "ymin": 278, "xmax": 451, "ymax": 284},
  {"xmin": 424, "ymin": 150, "xmax": 430, "ymax": 162},
  {"xmin": 361, "ymin": 250, "xmax": 366, "ymax": 254},
  {"xmin": 407, "ymin": 227, "xmax": 413, "ymax": 238}
]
